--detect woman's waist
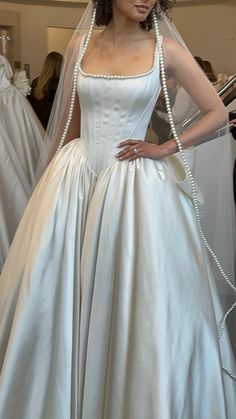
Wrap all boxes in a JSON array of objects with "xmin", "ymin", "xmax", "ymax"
[
  {"xmin": 78, "ymin": 136, "xmax": 124, "ymax": 173},
  {"xmin": 61, "ymin": 138, "xmax": 202, "ymax": 204},
  {"xmin": 62, "ymin": 136, "xmax": 148, "ymax": 173}
]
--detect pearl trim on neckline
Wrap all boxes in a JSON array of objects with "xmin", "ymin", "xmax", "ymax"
[{"xmin": 78, "ymin": 38, "xmax": 159, "ymax": 80}]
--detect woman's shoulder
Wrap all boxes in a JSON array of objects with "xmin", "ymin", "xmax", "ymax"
[
  {"xmin": 69, "ymin": 30, "xmax": 102, "ymax": 51},
  {"xmin": 85, "ymin": 30, "xmax": 106, "ymax": 48},
  {"xmin": 162, "ymin": 36, "xmax": 182, "ymax": 53},
  {"xmin": 162, "ymin": 37, "xmax": 194, "ymax": 70}
]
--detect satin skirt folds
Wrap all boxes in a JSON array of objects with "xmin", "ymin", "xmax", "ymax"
[
  {"xmin": 0, "ymin": 87, "xmax": 44, "ymax": 185},
  {"xmin": 0, "ymin": 129, "xmax": 30, "ymax": 268},
  {"xmin": 0, "ymin": 139, "xmax": 236, "ymax": 419},
  {"xmin": 80, "ymin": 152, "xmax": 236, "ymax": 419},
  {"xmin": 0, "ymin": 140, "xmax": 97, "ymax": 419},
  {"xmin": 0, "ymin": 86, "xmax": 44, "ymax": 268}
]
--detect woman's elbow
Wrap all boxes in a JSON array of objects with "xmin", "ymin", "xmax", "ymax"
[{"xmin": 216, "ymin": 103, "xmax": 228, "ymax": 129}]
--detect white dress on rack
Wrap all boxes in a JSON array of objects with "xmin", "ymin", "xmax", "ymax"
[
  {"xmin": 0, "ymin": 43, "xmax": 235, "ymax": 419},
  {"xmin": 0, "ymin": 56, "xmax": 44, "ymax": 269}
]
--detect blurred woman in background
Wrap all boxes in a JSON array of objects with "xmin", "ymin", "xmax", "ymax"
[{"xmin": 28, "ymin": 51, "xmax": 63, "ymax": 129}]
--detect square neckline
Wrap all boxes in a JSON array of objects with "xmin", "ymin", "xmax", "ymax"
[{"xmin": 78, "ymin": 33, "xmax": 160, "ymax": 80}]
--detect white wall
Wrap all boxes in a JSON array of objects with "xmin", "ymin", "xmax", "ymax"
[
  {"xmin": 47, "ymin": 27, "xmax": 75, "ymax": 55},
  {"xmin": 0, "ymin": 1, "xmax": 85, "ymax": 80},
  {"xmin": 172, "ymin": 2, "xmax": 236, "ymax": 76}
]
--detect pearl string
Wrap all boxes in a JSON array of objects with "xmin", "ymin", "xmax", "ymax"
[
  {"xmin": 223, "ymin": 367, "xmax": 236, "ymax": 381},
  {"xmin": 56, "ymin": 62, "xmax": 80, "ymax": 152},
  {"xmin": 56, "ymin": 5, "xmax": 97, "ymax": 152},
  {"xmin": 78, "ymin": 6, "xmax": 97, "ymax": 66},
  {"xmin": 79, "ymin": 57, "xmax": 158, "ymax": 79},
  {"xmin": 79, "ymin": 44, "xmax": 158, "ymax": 80},
  {"xmin": 153, "ymin": 10, "xmax": 236, "ymax": 380}
]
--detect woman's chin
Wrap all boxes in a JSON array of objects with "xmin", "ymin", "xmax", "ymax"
[{"xmin": 129, "ymin": 13, "xmax": 150, "ymax": 23}]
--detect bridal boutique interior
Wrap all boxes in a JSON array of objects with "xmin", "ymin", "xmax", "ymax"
[
  {"xmin": 0, "ymin": 0, "xmax": 236, "ymax": 346},
  {"xmin": 0, "ymin": 3, "xmax": 236, "ymax": 416},
  {"xmin": 0, "ymin": 0, "xmax": 236, "ymax": 79}
]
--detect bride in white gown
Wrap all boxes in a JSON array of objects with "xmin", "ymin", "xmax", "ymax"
[
  {"xmin": 0, "ymin": 1, "xmax": 235, "ymax": 418},
  {"xmin": 0, "ymin": 55, "xmax": 44, "ymax": 270}
]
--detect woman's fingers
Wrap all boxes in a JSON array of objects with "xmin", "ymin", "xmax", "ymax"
[
  {"xmin": 116, "ymin": 139, "xmax": 143, "ymax": 161},
  {"xmin": 117, "ymin": 139, "xmax": 140, "ymax": 148},
  {"xmin": 116, "ymin": 140, "xmax": 163, "ymax": 161},
  {"xmin": 116, "ymin": 146, "xmax": 139, "ymax": 160}
]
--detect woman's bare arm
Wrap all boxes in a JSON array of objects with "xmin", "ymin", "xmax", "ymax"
[
  {"xmin": 160, "ymin": 38, "xmax": 228, "ymax": 156},
  {"xmin": 117, "ymin": 38, "xmax": 228, "ymax": 162}
]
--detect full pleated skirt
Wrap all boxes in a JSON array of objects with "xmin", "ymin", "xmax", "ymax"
[
  {"xmin": 0, "ymin": 139, "xmax": 235, "ymax": 419},
  {"xmin": 0, "ymin": 87, "xmax": 44, "ymax": 268}
]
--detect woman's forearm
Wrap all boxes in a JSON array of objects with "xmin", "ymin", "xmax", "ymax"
[{"xmin": 160, "ymin": 108, "xmax": 228, "ymax": 157}]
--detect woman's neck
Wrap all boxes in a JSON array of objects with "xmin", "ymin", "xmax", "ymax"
[{"xmin": 104, "ymin": 6, "xmax": 143, "ymax": 44}]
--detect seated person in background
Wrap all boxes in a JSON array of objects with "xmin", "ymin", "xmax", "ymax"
[
  {"xmin": 214, "ymin": 72, "xmax": 233, "ymax": 91},
  {"xmin": 28, "ymin": 51, "xmax": 63, "ymax": 129},
  {"xmin": 195, "ymin": 56, "xmax": 217, "ymax": 83},
  {"xmin": 201, "ymin": 60, "xmax": 217, "ymax": 83}
]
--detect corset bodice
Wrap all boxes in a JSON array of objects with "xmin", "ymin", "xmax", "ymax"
[{"xmin": 77, "ymin": 47, "xmax": 161, "ymax": 173}]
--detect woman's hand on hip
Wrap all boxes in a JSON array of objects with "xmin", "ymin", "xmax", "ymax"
[{"xmin": 116, "ymin": 139, "xmax": 177, "ymax": 161}]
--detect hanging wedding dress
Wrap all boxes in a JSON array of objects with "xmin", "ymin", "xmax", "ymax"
[
  {"xmin": 0, "ymin": 55, "xmax": 44, "ymax": 270},
  {"xmin": 0, "ymin": 28, "xmax": 235, "ymax": 418}
]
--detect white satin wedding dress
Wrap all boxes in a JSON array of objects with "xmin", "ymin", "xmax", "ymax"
[
  {"xmin": 0, "ymin": 56, "xmax": 44, "ymax": 270},
  {"xmin": 0, "ymin": 43, "xmax": 235, "ymax": 419}
]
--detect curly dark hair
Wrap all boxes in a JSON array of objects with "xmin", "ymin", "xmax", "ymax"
[{"xmin": 92, "ymin": 1, "xmax": 174, "ymax": 30}]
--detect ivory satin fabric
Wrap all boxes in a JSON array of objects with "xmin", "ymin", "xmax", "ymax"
[
  {"xmin": 0, "ymin": 64, "xmax": 44, "ymax": 269},
  {"xmin": 0, "ymin": 49, "xmax": 236, "ymax": 419}
]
